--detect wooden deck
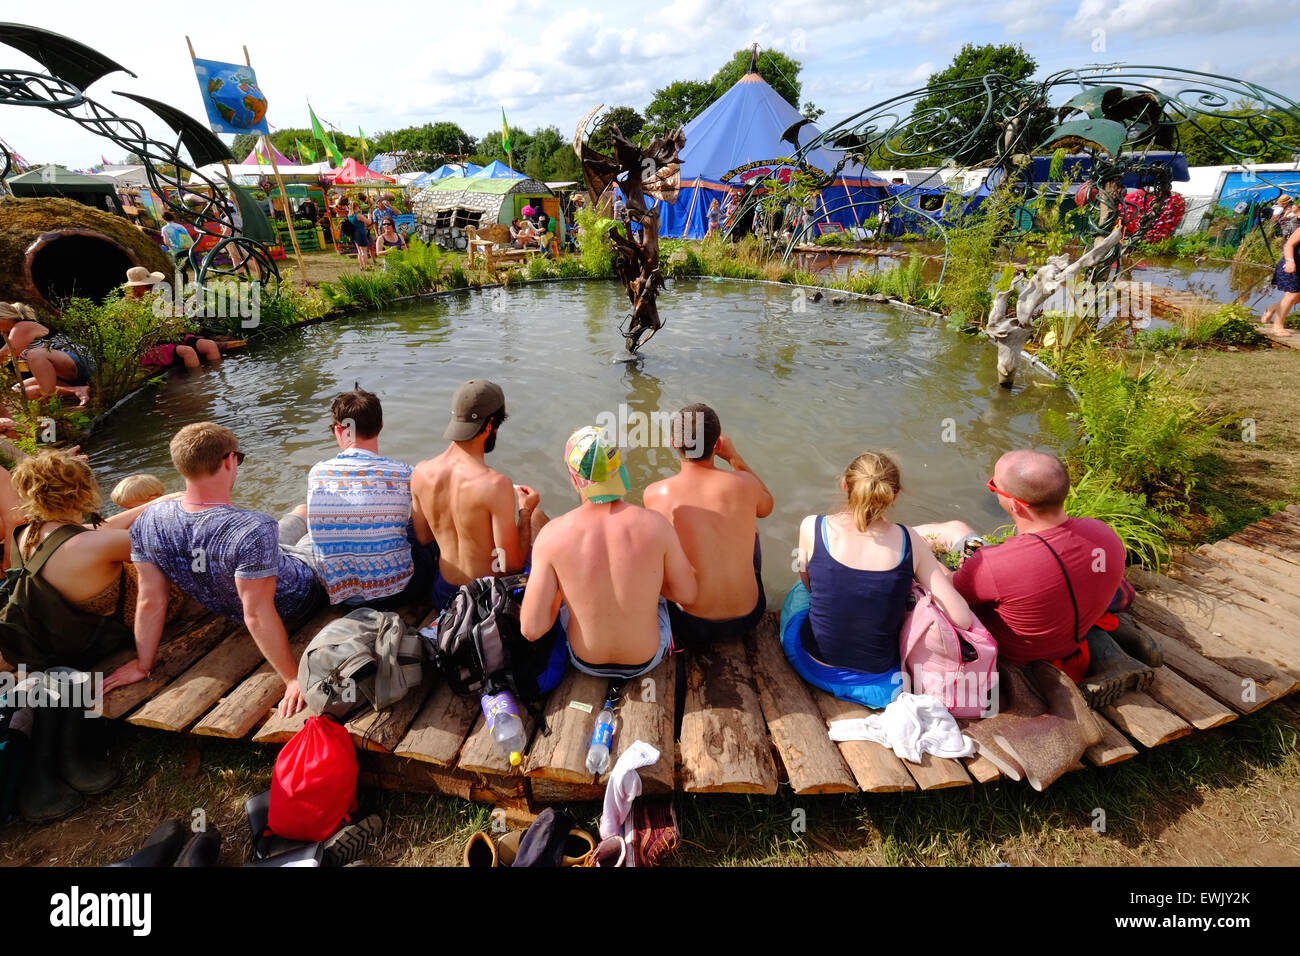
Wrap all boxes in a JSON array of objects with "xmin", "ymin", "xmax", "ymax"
[{"xmin": 6, "ymin": 506, "xmax": 1298, "ymax": 810}]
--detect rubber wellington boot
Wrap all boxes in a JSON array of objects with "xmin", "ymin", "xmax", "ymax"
[
  {"xmin": 1, "ymin": 706, "xmax": 36, "ymax": 822},
  {"xmin": 463, "ymin": 830, "xmax": 499, "ymax": 867},
  {"xmin": 1110, "ymin": 615, "xmax": 1164, "ymax": 669},
  {"xmin": 109, "ymin": 820, "xmax": 188, "ymax": 867},
  {"xmin": 174, "ymin": 825, "xmax": 222, "ymax": 867},
  {"xmin": 963, "ymin": 663, "xmax": 1047, "ymax": 781},
  {"xmin": 18, "ymin": 708, "xmax": 83, "ymax": 824},
  {"xmin": 47, "ymin": 668, "xmax": 120, "ymax": 795},
  {"xmin": 1082, "ymin": 627, "xmax": 1156, "ymax": 709}
]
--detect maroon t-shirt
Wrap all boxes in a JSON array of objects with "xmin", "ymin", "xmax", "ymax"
[{"xmin": 952, "ymin": 517, "xmax": 1125, "ymax": 665}]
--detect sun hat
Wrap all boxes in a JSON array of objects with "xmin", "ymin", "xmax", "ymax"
[
  {"xmin": 123, "ymin": 266, "xmax": 166, "ymax": 288},
  {"xmin": 564, "ymin": 425, "xmax": 630, "ymax": 503},
  {"xmin": 443, "ymin": 379, "xmax": 506, "ymax": 441}
]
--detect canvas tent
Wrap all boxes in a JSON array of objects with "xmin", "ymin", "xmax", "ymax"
[
  {"xmin": 240, "ymin": 142, "xmax": 293, "ymax": 167},
  {"xmin": 472, "ymin": 159, "xmax": 525, "ymax": 179},
  {"xmin": 327, "ymin": 157, "xmax": 396, "ymax": 184},
  {"xmin": 648, "ymin": 70, "xmax": 888, "ymax": 238},
  {"xmin": 8, "ymin": 164, "xmax": 123, "ymax": 215},
  {"xmin": 411, "ymin": 162, "xmax": 482, "ymax": 188}
]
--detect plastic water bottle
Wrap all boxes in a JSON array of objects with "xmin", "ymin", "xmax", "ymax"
[
  {"xmin": 481, "ymin": 690, "xmax": 526, "ymax": 767},
  {"xmin": 585, "ymin": 687, "xmax": 620, "ymax": 775}
]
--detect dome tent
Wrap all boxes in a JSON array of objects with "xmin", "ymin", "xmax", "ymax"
[{"xmin": 650, "ymin": 71, "xmax": 888, "ymax": 238}]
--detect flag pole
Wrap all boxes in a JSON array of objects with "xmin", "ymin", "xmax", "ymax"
[{"xmin": 245, "ymin": 44, "xmax": 308, "ymax": 284}]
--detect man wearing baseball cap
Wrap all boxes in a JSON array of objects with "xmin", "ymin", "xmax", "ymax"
[
  {"xmin": 520, "ymin": 426, "xmax": 697, "ymax": 679},
  {"xmin": 411, "ymin": 379, "xmax": 547, "ymax": 611}
]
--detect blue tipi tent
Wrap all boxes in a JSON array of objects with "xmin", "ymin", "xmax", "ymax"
[
  {"xmin": 651, "ymin": 71, "xmax": 888, "ymax": 238},
  {"xmin": 412, "ymin": 162, "xmax": 484, "ymax": 188},
  {"xmin": 472, "ymin": 159, "xmax": 524, "ymax": 179}
]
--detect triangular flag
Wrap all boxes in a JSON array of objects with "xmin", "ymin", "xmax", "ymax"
[
  {"xmin": 297, "ymin": 138, "xmax": 316, "ymax": 163},
  {"xmin": 309, "ymin": 102, "xmax": 344, "ymax": 167},
  {"xmin": 501, "ymin": 107, "xmax": 512, "ymax": 155},
  {"xmin": 358, "ymin": 125, "xmax": 368, "ymax": 150}
]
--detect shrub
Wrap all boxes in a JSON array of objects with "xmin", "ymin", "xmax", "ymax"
[
  {"xmin": 1065, "ymin": 468, "xmax": 1172, "ymax": 570},
  {"xmin": 575, "ymin": 208, "xmax": 617, "ymax": 278},
  {"xmin": 1133, "ymin": 326, "xmax": 1185, "ymax": 352},
  {"xmin": 1183, "ymin": 303, "xmax": 1264, "ymax": 348}
]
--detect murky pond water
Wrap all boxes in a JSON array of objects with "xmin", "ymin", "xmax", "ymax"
[{"xmin": 87, "ymin": 279, "xmax": 1075, "ymax": 593}]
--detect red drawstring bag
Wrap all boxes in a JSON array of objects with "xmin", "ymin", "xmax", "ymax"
[{"xmin": 268, "ymin": 715, "xmax": 359, "ymax": 842}]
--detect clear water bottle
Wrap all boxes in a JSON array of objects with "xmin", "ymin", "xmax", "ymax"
[
  {"xmin": 585, "ymin": 682, "xmax": 624, "ymax": 775},
  {"xmin": 481, "ymin": 690, "xmax": 526, "ymax": 767}
]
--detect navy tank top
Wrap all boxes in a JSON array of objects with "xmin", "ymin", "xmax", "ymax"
[{"xmin": 803, "ymin": 515, "xmax": 913, "ymax": 673}]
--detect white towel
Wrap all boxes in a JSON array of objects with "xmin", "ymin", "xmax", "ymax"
[
  {"xmin": 599, "ymin": 739, "xmax": 660, "ymax": 841},
  {"xmin": 827, "ymin": 693, "xmax": 975, "ymax": 763}
]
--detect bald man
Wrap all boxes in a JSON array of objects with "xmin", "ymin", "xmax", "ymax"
[{"xmin": 916, "ymin": 450, "xmax": 1158, "ymax": 707}]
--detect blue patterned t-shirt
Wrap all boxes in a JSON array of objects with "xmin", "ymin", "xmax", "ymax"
[{"xmin": 130, "ymin": 501, "xmax": 318, "ymax": 625}]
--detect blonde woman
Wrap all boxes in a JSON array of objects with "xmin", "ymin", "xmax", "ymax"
[
  {"xmin": 781, "ymin": 451, "xmax": 973, "ymax": 708},
  {"xmin": 6, "ymin": 451, "xmax": 184, "ymax": 667},
  {"xmin": 0, "ymin": 302, "xmax": 94, "ymax": 405}
]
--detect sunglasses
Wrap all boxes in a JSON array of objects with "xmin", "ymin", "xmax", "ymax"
[
  {"xmin": 226, "ymin": 450, "xmax": 247, "ymax": 465},
  {"xmin": 986, "ymin": 476, "xmax": 1033, "ymax": 509}
]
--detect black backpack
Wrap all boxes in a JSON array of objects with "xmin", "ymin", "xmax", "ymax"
[
  {"xmin": 427, "ymin": 574, "xmax": 551, "ymax": 733},
  {"xmin": 0, "ymin": 525, "xmax": 131, "ymax": 672}
]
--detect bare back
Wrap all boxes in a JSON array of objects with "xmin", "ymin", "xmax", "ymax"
[
  {"xmin": 644, "ymin": 467, "xmax": 763, "ymax": 619},
  {"xmin": 411, "ymin": 445, "xmax": 515, "ymax": 586},
  {"xmin": 16, "ymin": 524, "xmax": 129, "ymax": 602},
  {"xmin": 526, "ymin": 501, "xmax": 692, "ymax": 666}
]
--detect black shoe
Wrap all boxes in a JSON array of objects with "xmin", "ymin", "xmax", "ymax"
[
  {"xmin": 174, "ymin": 825, "xmax": 222, "ymax": 867},
  {"xmin": 18, "ymin": 708, "xmax": 82, "ymax": 824},
  {"xmin": 320, "ymin": 814, "xmax": 383, "ymax": 867},
  {"xmin": 108, "ymin": 820, "xmax": 188, "ymax": 868},
  {"xmin": 244, "ymin": 788, "xmax": 315, "ymax": 862},
  {"xmin": 47, "ymin": 668, "xmax": 120, "ymax": 795},
  {"xmin": 245, "ymin": 843, "xmax": 324, "ymax": 867}
]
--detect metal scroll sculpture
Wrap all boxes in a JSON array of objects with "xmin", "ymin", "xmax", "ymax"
[
  {"xmin": 0, "ymin": 22, "xmax": 279, "ymax": 293},
  {"xmin": 575, "ymin": 105, "xmax": 685, "ymax": 352},
  {"xmin": 752, "ymin": 66, "xmax": 1300, "ymax": 384}
]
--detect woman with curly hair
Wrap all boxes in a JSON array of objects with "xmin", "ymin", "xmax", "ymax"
[{"xmin": 7, "ymin": 451, "xmax": 186, "ymax": 663}]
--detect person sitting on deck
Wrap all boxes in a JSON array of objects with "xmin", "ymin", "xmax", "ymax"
[
  {"xmin": 0, "ymin": 302, "xmax": 94, "ymax": 407},
  {"xmin": 643, "ymin": 403, "xmax": 773, "ymax": 647},
  {"xmin": 411, "ymin": 379, "xmax": 548, "ymax": 612},
  {"xmin": 279, "ymin": 385, "xmax": 432, "ymax": 609},
  {"xmin": 520, "ymin": 426, "xmax": 697, "ymax": 680},
  {"xmin": 914, "ymin": 449, "xmax": 1155, "ymax": 708},
  {"xmin": 782, "ymin": 451, "xmax": 973, "ymax": 709},
  {"xmin": 108, "ymin": 423, "xmax": 324, "ymax": 716}
]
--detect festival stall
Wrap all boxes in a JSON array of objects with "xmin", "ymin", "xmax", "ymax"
[{"xmin": 411, "ymin": 167, "xmax": 561, "ymax": 251}]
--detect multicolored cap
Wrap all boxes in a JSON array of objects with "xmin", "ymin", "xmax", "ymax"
[{"xmin": 564, "ymin": 426, "xmax": 630, "ymax": 503}]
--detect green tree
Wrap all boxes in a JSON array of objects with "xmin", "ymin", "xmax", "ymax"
[
  {"xmin": 589, "ymin": 106, "xmax": 645, "ymax": 155},
  {"xmin": 477, "ymin": 126, "xmax": 532, "ymax": 169},
  {"xmin": 523, "ymin": 125, "xmax": 565, "ymax": 180},
  {"xmin": 802, "ymin": 101, "xmax": 825, "ymax": 123},
  {"xmin": 378, "ymin": 121, "xmax": 476, "ymax": 156},
  {"xmin": 1176, "ymin": 105, "xmax": 1300, "ymax": 165},
  {"xmin": 229, "ymin": 133, "xmax": 259, "ymax": 160},
  {"xmin": 644, "ymin": 80, "xmax": 713, "ymax": 136},
  {"xmin": 912, "ymin": 43, "xmax": 1042, "ymax": 163},
  {"xmin": 548, "ymin": 145, "xmax": 583, "ymax": 182},
  {"xmin": 709, "ymin": 48, "xmax": 802, "ymax": 109}
]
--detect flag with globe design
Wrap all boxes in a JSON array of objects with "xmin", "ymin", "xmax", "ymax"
[{"xmin": 192, "ymin": 58, "xmax": 269, "ymax": 135}]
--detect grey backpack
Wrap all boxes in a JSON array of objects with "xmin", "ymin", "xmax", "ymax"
[{"xmin": 298, "ymin": 608, "xmax": 423, "ymax": 720}]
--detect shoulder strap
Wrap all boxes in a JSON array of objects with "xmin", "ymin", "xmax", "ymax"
[
  {"xmin": 897, "ymin": 523, "xmax": 912, "ymax": 563},
  {"xmin": 14, "ymin": 524, "xmax": 87, "ymax": 576},
  {"xmin": 1028, "ymin": 532, "xmax": 1080, "ymax": 643}
]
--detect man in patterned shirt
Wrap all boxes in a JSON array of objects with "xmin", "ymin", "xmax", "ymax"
[{"xmin": 278, "ymin": 386, "xmax": 423, "ymax": 606}]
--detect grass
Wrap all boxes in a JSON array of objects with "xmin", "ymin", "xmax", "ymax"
[{"xmin": 5, "ymin": 704, "xmax": 1296, "ymax": 866}]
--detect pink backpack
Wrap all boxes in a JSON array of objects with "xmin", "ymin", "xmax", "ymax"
[{"xmin": 899, "ymin": 584, "xmax": 998, "ymax": 718}]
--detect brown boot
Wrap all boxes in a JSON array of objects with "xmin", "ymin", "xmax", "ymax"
[{"xmin": 963, "ymin": 664, "xmax": 1045, "ymax": 781}]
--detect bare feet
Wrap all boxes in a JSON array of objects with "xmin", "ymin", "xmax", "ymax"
[
  {"xmin": 1081, "ymin": 627, "xmax": 1156, "ymax": 709},
  {"xmin": 1270, "ymin": 327, "xmax": 1293, "ymax": 337},
  {"xmin": 70, "ymin": 386, "xmax": 91, "ymax": 407}
]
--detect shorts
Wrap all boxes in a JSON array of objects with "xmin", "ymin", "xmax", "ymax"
[
  {"xmin": 668, "ymin": 534, "xmax": 766, "ymax": 646},
  {"xmin": 432, "ymin": 568, "xmax": 460, "ymax": 612},
  {"xmin": 276, "ymin": 511, "xmax": 325, "ymax": 578},
  {"xmin": 779, "ymin": 582, "xmax": 901, "ymax": 710},
  {"xmin": 1274, "ymin": 259, "xmax": 1300, "ymax": 294},
  {"xmin": 561, "ymin": 597, "xmax": 674, "ymax": 679}
]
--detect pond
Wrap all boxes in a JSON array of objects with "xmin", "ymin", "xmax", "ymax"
[{"xmin": 87, "ymin": 278, "xmax": 1076, "ymax": 594}]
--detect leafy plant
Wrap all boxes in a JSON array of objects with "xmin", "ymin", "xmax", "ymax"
[
  {"xmin": 1065, "ymin": 468, "xmax": 1172, "ymax": 570},
  {"xmin": 575, "ymin": 208, "xmax": 617, "ymax": 278}
]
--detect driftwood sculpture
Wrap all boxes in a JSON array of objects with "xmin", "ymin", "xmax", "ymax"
[
  {"xmin": 985, "ymin": 224, "xmax": 1124, "ymax": 386},
  {"xmin": 574, "ymin": 105, "xmax": 685, "ymax": 352}
]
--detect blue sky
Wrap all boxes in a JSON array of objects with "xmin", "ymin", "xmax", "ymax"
[{"xmin": 4, "ymin": 0, "xmax": 1299, "ymax": 166}]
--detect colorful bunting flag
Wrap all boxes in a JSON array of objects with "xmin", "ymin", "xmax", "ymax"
[{"xmin": 501, "ymin": 108, "xmax": 512, "ymax": 156}]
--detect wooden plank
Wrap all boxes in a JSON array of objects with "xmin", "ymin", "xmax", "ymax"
[
  {"xmin": 1228, "ymin": 525, "xmax": 1300, "ymax": 569},
  {"xmin": 1101, "ymin": 690, "xmax": 1193, "ymax": 748},
  {"xmin": 812, "ymin": 690, "xmax": 917, "ymax": 793},
  {"xmin": 1128, "ymin": 569, "xmax": 1300, "ymax": 677},
  {"xmin": 903, "ymin": 752, "xmax": 973, "ymax": 791},
  {"xmin": 356, "ymin": 751, "xmax": 528, "ymax": 812},
  {"xmin": 192, "ymin": 608, "xmax": 341, "ymax": 739},
  {"xmin": 128, "ymin": 625, "xmax": 264, "ymax": 731},
  {"xmin": 1145, "ymin": 666, "xmax": 1237, "ymax": 731},
  {"xmin": 528, "ymin": 779, "xmax": 606, "ymax": 804},
  {"xmin": 521, "ymin": 667, "xmax": 608, "ymax": 784},
  {"xmin": 1165, "ymin": 562, "xmax": 1300, "ymax": 633},
  {"xmin": 458, "ymin": 703, "xmax": 536, "ymax": 777},
  {"xmin": 599, "ymin": 656, "xmax": 675, "ymax": 794},
  {"xmin": 1127, "ymin": 594, "xmax": 1298, "ymax": 700},
  {"xmin": 747, "ymin": 618, "xmax": 857, "ymax": 795},
  {"xmin": 1084, "ymin": 713, "xmax": 1139, "ymax": 766},
  {"xmin": 100, "ymin": 614, "xmax": 235, "ymax": 720},
  {"xmin": 679, "ymin": 641, "xmax": 778, "ymax": 794},
  {"xmin": 1201, "ymin": 541, "xmax": 1300, "ymax": 601},
  {"xmin": 251, "ymin": 701, "xmax": 311, "ymax": 745},
  {"xmin": 345, "ymin": 676, "xmax": 434, "ymax": 753},
  {"xmin": 391, "ymin": 681, "xmax": 479, "ymax": 766},
  {"xmin": 962, "ymin": 750, "xmax": 1003, "ymax": 784},
  {"xmin": 1124, "ymin": 614, "xmax": 1275, "ymax": 714},
  {"xmin": 1177, "ymin": 551, "xmax": 1300, "ymax": 620}
]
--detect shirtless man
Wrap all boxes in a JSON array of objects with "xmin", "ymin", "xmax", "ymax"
[
  {"xmin": 520, "ymin": 425, "xmax": 696, "ymax": 677},
  {"xmin": 411, "ymin": 379, "xmax": 546, "ymax": 611},
  {"xmin": 643, "ymin": 403, "xmax": 773, "ymax": 646}
]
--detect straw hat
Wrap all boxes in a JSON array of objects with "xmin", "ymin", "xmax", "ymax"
[{"xmin": 123, "ymin": 266, "xmax": 165, "ymax": 288}]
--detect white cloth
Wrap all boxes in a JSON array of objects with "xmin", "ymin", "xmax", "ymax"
[
  {"xmin": 827, "ymin": 693, "xmax": 975, "ymax": 764},
  {"xmin": 599, "ymin": 739, "xmax": 659, "ymax": 842}
]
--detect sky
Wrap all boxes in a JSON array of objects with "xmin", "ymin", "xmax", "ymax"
[{"xmin": 4, "ymin": 0, "xmax": 1299, "ymax": 168}]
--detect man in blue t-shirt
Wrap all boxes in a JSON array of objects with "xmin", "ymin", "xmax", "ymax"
[{"xmin": 105, "ymin": 422, "xmax": 323, "ymax": 717}]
